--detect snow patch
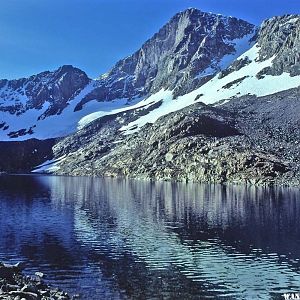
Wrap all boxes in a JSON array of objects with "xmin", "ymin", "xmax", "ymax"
[
  {"xmin": 121, "ymin": 43, "xmax": 300, "ymax": 135},
  {"xmin": 219, "ymin": 31, "xmax": 256, "ymax": 70},
  {"xmin": 32, "ymin": 156, "xmax": 66, "ymax": 173},
  {"xmin": 280, "ymin": 17, "xmax": 299, "ymax": 27}
]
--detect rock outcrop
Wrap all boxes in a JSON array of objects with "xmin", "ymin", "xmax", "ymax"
[
  {"xmin": 256, "ymin": 15, "xmax": 300, "ymax": 77},
  {"xmin": 0, "ymin": 138, "xmax": 56, "ymax": 173},
  {"xmin": 0, "ymin": 261, "xmax": 76, "ymax": 300}
]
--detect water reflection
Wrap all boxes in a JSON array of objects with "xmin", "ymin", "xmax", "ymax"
[{"xmin": 0, "ymin": 175, "xmax": 299, "ymax": 299}]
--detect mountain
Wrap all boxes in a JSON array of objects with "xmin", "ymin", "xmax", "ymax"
[
  {"xmin": 1, "ymin": 9, "xmax": 300, "ymax": 185},
  {"xmin": 0, "ymin": 8, "xmax": 256, "ymax": 141},
  {"xmin": 0, "ymin": 65, "xmax": 89, "ymax": 117},
  {"xmin": 0, "ymin": 65, "xmax": 91, "ymax": 139},
  {"xmin": 77, "ymin": 8, "xmax": 255, "ymax": 106}
]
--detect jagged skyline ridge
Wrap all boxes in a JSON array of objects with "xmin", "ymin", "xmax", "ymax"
[
  {"xmin": 0, "ymin": 9, "xmax": 300, "ymax": 142},
  {"xmin": 0, "ymin": 0, "xmax": 299, "ymax": 80}
]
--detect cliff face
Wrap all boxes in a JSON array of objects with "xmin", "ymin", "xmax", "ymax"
[
  {"xmin": 256, "ymin": 15, "xmax": 300, "ymax": 76},
  {"xmin": 77, "ymin": 8, "xmax": 255, "ymax": 107}
]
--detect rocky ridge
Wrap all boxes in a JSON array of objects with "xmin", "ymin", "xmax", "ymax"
[{"xmin": 50, "ymin": 87, "xmax": 300, "ymax": 186}]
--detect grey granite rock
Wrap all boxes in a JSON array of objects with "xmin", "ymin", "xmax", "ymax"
[
  {"xmin": 256, "ymin": 14, "xmax": 300, "ymax": 77},
  {"xmin": 0, "ymin": 261, "xmax": 76, "ymax": 300}
]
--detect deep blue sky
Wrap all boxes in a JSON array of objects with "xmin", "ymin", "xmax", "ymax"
[{"xmin": 1, "ymin": 0, "xmax": 300, "ymax": 80}]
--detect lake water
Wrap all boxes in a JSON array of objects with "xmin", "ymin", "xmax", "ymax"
[{"xmin": 0, "ymin": 175, "xmax": 299, "ymax": 299}]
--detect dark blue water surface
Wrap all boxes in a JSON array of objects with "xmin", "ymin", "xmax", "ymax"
[{"xmin": 0, "ymin": 175, "xmax": 299, "ymax": 299}]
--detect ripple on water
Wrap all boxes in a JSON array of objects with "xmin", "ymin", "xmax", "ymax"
[{"xmin": 0, "ymin": 176, "xmax": 300, "ymax": 299}]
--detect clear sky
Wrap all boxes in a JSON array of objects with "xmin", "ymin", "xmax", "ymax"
[{"xmin": 1, "ymin": 0, "xmax": 300, "ymax": 80}]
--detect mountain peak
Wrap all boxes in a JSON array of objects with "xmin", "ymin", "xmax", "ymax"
[
  {"xmin": 174, "ymin": 7, "xmax": 250, "ymax": 24},
  {"xmin": 57, "ymin": 65, "xmax": 84, "ymax": 74},
  {"xmin": 79, "ymin": 8, "xmax": 255, "ymax": 103},
  {"xmin": 172, "ymin": 7, "xmax": 219, "ymax": 23},
  {"xmin": 176, "ymin": 7, "xmax": 202, "ymax": 16},
  {"xmin": 58, "ymin": 64, "xmax": 77, "ymax": 72}
]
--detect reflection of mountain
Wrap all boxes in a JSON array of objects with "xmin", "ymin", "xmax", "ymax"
[
  {"xmin": 0, "ymin": 176, "xmax": 74, "ymax": 258},
  {"xmin": 43, "ymin": 176, "xmax": 300, "ymax": 299},
  {"xmin": 0, "ymin": 175, "xmax": 124, "ymax": 300}
]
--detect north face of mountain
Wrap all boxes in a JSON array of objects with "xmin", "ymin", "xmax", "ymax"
[{"xmin": 76, "ymin": 8, "xmax": 255, "ymax": 109}]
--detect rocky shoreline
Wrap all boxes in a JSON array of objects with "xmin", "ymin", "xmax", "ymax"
[
  {"xmin": 1, "ymin": 87, "xmax": 299, "ymax": 189},
  {"xmin": 48, "ymin": 89, "xmax": 300, "ymax": 187},
  {"xmin": 0, "ymin": 262, "xmax": 77, "ymax": 300}
]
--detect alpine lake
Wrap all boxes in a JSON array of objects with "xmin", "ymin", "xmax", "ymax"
[{"xmin": 0, "ymin": 175, "xmax": 299, "ymax": 299}]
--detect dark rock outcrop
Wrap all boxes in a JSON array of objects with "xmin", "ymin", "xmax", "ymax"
[
  {"xmin": 0, "ymin": 261, "xmax": 76, "ymax": 300},
  {"xmin": 0, "ymin": 138, "xmax": 56, "ymax": 173}
]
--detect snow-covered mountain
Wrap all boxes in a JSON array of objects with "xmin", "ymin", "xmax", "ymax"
[
  {"xmin": 1, "ymin": 10, "xmax": 300, "ymax": 142},
  {"xmin": 0, "ymin": 8, "xmax": 258, "ymax": 141},
  {"xmin": 118, "ymin": 14, "xmax": 300, "ymax": 134},
  {"xmin": 1, "ymin": 8, "xmax": 300, "ymax": 185}
]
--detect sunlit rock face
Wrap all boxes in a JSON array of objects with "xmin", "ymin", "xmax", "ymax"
[{"xmin": 78, "ymin": 8, "xmax": 255, "ymax": 107}]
